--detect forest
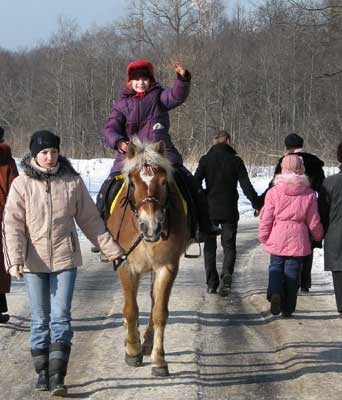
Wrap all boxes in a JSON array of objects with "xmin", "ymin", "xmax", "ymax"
[{"xmin": 0, "ymin": 0, "xmax": 341, "ymax": 166}]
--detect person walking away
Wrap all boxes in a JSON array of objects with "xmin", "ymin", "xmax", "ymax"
[
  {"xmin": 96, "ymin": 60, "xmax": 220, "ymax": 247},
  {"xmin": 0, "ymin": 126, "xmax": 18, "ymax": 323},
  {"xmin": 259, "ymin": 155, "xmax": 323, "ymax": 317},
  {"xmin": 2, "ymin": 130, "xmax": 123, "ymax": 396},
  {"xmin": 260, "ymin": 133, "xmax": 325, "ymax": 293},
  {"xmin": 195, "ymin": 131, "xmax": 262, "ymax": 297},
  {"xmin": 318, "ymin": 142, "xmax": 342, "ymax": 317}
]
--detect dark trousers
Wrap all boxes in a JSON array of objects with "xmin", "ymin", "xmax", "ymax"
[
  {"xmin": 267, "ymin": 255, "xmax": 302, "ymax": 314},
  {"xmin": 300, "ymin": 252, "xmax": 313, "ymax": 289},
  {"xmin": 332, "ymin": 271, "xmax": 342, "ymax": 313},
  {"xmin": 174, "ymin": 166, "xmax": 212, "ymax": 234},
  {"xmin": 204, "ymin": 222, "xmax": 237, "ymax": 290},
  {"xmin": 0, "ymin": 293, "xmax": 8, "ymax": 313}
]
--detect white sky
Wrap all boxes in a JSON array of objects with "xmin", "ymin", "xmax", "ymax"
[{"xmin": 0, "ymin": 0, "xmax": 261, "ymax": 51}]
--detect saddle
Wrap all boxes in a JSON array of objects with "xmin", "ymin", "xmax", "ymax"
[
  {"xmin": 103, "ymin": 171, "xmax": 198, "ymax": 239},
  {"xmin": 102, "ymin": 174, "xmax": 125, "ymax": 222}
]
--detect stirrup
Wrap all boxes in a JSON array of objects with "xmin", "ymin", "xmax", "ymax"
[{"xmin": 184, "ymin": 240, "xmax": 202, "ymax": 258}]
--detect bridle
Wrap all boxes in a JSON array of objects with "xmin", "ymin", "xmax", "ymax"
[
  {"xmin": 114, "ymin": 165, "xmax": 171, "ymax": 270},
  {"xmin": 126, "ymin": 171, "xmax": 171, "ymax": 238}
]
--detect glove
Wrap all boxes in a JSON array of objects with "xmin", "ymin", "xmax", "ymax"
[
  {"xmin": 100, "ymin": 239, "xmax": 124, "ymax": 262},
  {"xmin": 9, "ymin": 264, "xmax": 24, "ymax": 280}
]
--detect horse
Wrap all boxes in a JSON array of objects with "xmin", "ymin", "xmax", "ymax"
[{"xmin": 106, "ymin": 139, "xmax": 190, "ymax": 376}]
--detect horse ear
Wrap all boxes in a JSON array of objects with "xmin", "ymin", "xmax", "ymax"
[
  {"xmin": 127, "ymin": 143, "xmax": 137, "ymax": 159},
  {"xmin": 154, "ymin": 141, "xmax": 166, "ymax": 157}
]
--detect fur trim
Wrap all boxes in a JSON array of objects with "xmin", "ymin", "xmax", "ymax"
[
  {"xmin": 126, "ymin": 60, "xmax": 155, "ymax": 83},
  {"xmin": 21, "ymin": 153, "xmax": 79, "ymax": 181},
  {"xmin": 274, "ymin": 173, "xmax": 310, "ymax": 186}
]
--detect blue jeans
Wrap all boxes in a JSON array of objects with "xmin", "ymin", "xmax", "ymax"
[
  {"xmin": 24, "ymin": 268, "xmax": 77, "ymax": 350},
  {"xmin": 267, "ymin": 255, "xmax": 302, "ymax": 314}
]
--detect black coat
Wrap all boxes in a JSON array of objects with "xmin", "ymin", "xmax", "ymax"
[
  {"xmin": 318, "ymin": 171, "xmax": 342, "ymax": 271},
  {"xmin": 194, "ymin": 143, "xmax": 261, "ymax": 223}
]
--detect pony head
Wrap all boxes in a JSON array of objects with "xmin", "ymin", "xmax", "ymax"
[{"xmin": 122, "ymin": 139, "xmax": 173, "ymax": 242}]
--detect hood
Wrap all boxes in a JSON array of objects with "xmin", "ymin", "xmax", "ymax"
[
  {"xmin": 0, "ymin": 143, "xmax": 12, "ymax": 166},
  {"xmin": 274, "ymin": 173, "xmax": 311, "ymax": 196},
  {"xmin": 21, "ymin": 153, "xmax": 79, "ymax": 181}
]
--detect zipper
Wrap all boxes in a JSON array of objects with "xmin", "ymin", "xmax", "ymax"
[{"xmin": 46, "ymin": 178, "xmax": 53, "ymax": 268}]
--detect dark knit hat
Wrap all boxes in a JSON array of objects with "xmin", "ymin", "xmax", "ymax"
[
  {"xmin": 0, "ymin": 126, "xmax": 4, "ymax": 143},
  {"xmin": 30, "ymin": 130, "xmax": 60, "ymax": 158},
  {"xmin": 337, "ymin": 142, "xmax": 342, "ymax": 164},
  {"xmin": 126, "ymin": 60, "xmax": 156, "ymax": 83},
  {"xmin": 284, "ymin": 133, "xmax": 304, "ymax": 149}
]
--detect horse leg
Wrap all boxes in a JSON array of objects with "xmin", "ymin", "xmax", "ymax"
[
  {"xmin": 151, "ymin": 265, "xmax": 177, "ymax": 377},
  {"xmin": 142, "ymin": 273, "xmax": 155, "ymax": 356},
  {"xmin": 118, "ymin": 267, "xmax": 143, "ymax": 367}
]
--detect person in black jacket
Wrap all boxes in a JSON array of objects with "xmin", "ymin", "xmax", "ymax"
[
  {"xmin": 195, "ymin": 131, "xmax": 261, "ymax": 297},
  {"xmin": 318, "ymin": 142, "xmax": 342, "ymax": 317},
  {"xmin": 261, "ymin": 133, "xmax": 325, "ymax": 293}
]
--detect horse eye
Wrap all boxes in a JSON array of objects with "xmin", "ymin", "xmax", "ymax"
[{"xmin": 161, "ymin": 179, "xmax": 167, "ymax": 186}]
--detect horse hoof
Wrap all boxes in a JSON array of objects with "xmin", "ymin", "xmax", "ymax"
[
  {"xmin": 125, "ymin": 352, "xmax": 143, "ymax": 367},
  {"xmin": 142, "ymin": 342, "xmax": 153, "ymax": 356},
  {"xmin": 152, "ymin": 365, "xmax": 169, "ymax": 377}
]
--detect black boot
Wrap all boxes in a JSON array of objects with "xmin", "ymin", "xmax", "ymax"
[
  {"xmin": 49, "ymin": 342, "xmax": 71, "ymax": 397},
  {"xmin": 31, "ymin": 348, "xmax": 49, "ymax": 391},
  {"xmin": 0, "ymin": 313, "xmax": 10, "ymax": 323},
  {"xmin": 49, "ymin": 372, "xmax": 67, "ymax": 396}
]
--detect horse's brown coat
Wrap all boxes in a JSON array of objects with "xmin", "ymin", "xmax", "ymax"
[{"xmin": 106, "ymin": 141, "xmax": 190, "ymax": 375}]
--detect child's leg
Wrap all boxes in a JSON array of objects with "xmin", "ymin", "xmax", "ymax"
[
  {"xmin": 173, "ymin": 165, "xmax": 221, "ymax": 238},
  {"xmin": 96, "ymin": 172, "xmax": 121, "ymax": 219},
  {"xmin": 267, "ymin": 255, "xmax": 285, "ymax": 300},
  {"xmin": 283, "ymin": 257, "xmax": 301, "ymax": 314}
]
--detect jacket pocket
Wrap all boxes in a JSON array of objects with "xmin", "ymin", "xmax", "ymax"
[{"xmin": 70, "ymin": 232, "xmax": 77, "ymax": 253}]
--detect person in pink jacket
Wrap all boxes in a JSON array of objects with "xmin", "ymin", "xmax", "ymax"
[{"xmin": 259, "ymin": 154, "xmax": 323, "ymax": 317}]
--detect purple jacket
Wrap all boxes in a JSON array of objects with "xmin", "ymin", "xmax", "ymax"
[
  {"xmin": 258, "ymin": 173, "xmax": 323, "ymax": 257},
  {"xmin": 104, "ymin": 74, "xmax": 191, "ymax": 173}
]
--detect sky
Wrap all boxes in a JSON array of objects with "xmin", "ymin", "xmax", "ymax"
[
  {"xmin": 0, "ymin": 0, "xmax": 260, "ymax": 51},
  {"xmin": 0, "ymin": 0, "xmax": 128, "ymax": 51}
]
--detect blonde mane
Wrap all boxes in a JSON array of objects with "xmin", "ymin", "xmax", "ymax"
[{"xmin": 122, "ymin": 139, "xmax": 174, "ymax": 182}]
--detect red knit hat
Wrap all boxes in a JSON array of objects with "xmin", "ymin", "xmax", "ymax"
[{"xmin": 126, "ymin": 60, "xmax": 156, "ymax": 83}]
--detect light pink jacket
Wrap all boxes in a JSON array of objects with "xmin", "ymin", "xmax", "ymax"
[{"xmin": 258, "ymin": 174, "xmax": 323, "ymax": 256}]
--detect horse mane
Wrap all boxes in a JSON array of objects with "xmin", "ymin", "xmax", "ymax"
[{"xmin": 122, "ymin": 138, "xmax": 174, "ymax": 182}]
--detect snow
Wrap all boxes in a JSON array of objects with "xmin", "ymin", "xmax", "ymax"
[{"xmin": 14, "ymin": 156, "xmax": 339, "ymax": 278}]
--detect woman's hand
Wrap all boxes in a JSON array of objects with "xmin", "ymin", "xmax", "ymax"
[
  {"xmin": 117, "ymin": 139, "xmax": 129, "ymax": 154},
  {"xmin": 173, "ymin": 62, "xmax": 186, "ymax": 77},
  {"xmin": 9, "ymin": 265, "xmax": 24, "ymax": 280}
]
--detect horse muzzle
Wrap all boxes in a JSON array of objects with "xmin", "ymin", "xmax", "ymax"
[{"xmin": 139, "ymin": 221, "xmax": 162, "ymax": 242}]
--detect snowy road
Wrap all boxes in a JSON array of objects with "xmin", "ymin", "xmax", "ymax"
[{"xmin": 1, "ymin": 219, "xmax": 342, "ymax": 399}]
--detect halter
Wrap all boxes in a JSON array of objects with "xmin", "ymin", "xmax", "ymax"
[
  {"xmin": 114, "ymin": 164, "xmax": 171, "ymax": 270},
  {"xmin": 127, "ymin": 169, "xmax": 171, "ymax": 239}
]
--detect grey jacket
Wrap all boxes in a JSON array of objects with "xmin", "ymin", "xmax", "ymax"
[{"xmin": 318, "ymin": 170, "xmax": 342, "ymax": 271}]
